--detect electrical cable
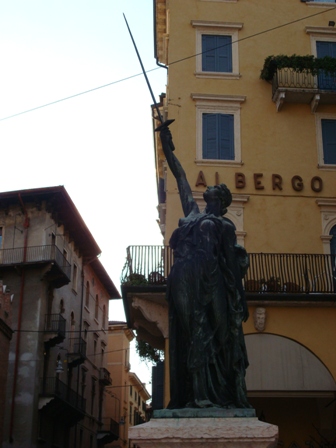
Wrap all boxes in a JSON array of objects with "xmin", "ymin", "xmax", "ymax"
[{"xmin": 0, "ymin": 5, "xmax": 334, "ymax": 122}]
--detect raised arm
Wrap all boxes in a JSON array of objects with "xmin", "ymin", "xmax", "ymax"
[{"xmin": 160, "ymin": 124, "xmax": 199, "ymax": 217}]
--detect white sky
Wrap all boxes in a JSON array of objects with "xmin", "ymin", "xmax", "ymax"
[{"xmin": 0, "ymin": 0, "xmax": 166, "ymax": 390}]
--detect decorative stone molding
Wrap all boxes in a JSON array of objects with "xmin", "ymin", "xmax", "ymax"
[
  {"xmin": 316, "ymin": 198, "xmax": 336, "ymax": 253},
  {"xmin": 253, "ymin": 307, "xmax": 266, "ymax": 332},
  {"xmin": 132, "ymin": 296, "xmax": 169, "ymax": 339}
]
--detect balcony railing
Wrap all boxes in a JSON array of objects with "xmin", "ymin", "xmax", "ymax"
[
  {"xmin": 99, "ymin": 367, "xmax": 112, "ymax": 386},
  {"xmin": 0, "ymin": 245, "xmax": 71, "ymax": 279},
  {"xmin": 99, "ymin": 417, "xmax": 119, "ymax": 438},
  {"xmin": 121, "ymin": 245, "xmax": 173, "ymax": 286},
  {"xmin": 271, "ymin": 68, "xmax": 336, "ymax": 110},
  {"xmin": 44, "ymin": 314, "xmax": 66, "ymax": 337},
  {"xmin": 121, "ymin": 246, "xmax": 336, "ymax": 296},
  {"xmin": 40, "ymin": 377, "xmax": 86, "ymax": 414},
  {"xmin": 67, "ymin": 338, "xmax": 87, "ymax": 367},
  {"xmin": 272, "ymin": 68, "xmax": 316, "ymax": 94},
  {"xmin": 245, "ymin": 253, "xmax": 335, "ymax": 294},
  {"xmin": 44, "ymin": 314, "xmax": 66, "ymax": 347}
]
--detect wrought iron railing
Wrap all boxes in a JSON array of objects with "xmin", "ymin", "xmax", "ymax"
[
  {"xmin": 245, "ymin": 253, "xmax": 335, "ymax": 294},
  {"xmin": 41, "ymin": 377, "xmax": 86, "ymax": 413},
  {"xmin": 121, "ymin": 245, "xmax": 173, "ymax": 285},
  {"xmin": 68, "ymin": 338, "xmax": 87, "ymax": 358},
  {"xmin": 44, "ymin": 314, "xmax": 66, "ymax": 338},
  {"xmin": 99, "ymin": 367, "xmax": 112, "ymax": 385},
  {"xmin": 272, "ymin": 68, "xmax": 336, "ymax": 96},
  {"xmin": 0, "ymin": 245, "xmax": 71, "ymax": 279},
  {"xmin": 99, "ymin": 417, "xmax": 119, "ymax": 438},
  {"xmin": 121, "ymin": 246, "xmax": 336, "ymax": 295}
]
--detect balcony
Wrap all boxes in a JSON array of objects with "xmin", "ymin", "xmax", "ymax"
[
  {"xmin": 272, "ymin": 68, "xmax": 336, "ymax": 111},
  {"xmin": 67, "ymin": 338, "xmax": 86, "ymax": 367},
  {"xmin": 260, "ymin": 55, "xmax": 336, "ymax": 111},
  {"xmin": 121, "ymin": 246, "xmax": 336, "ymax": 348},
  {"xmin": 44, "ymin": 313, "xmax": 66, "ymax": 347},
  {"xmin": 39, "ymin": 377, "xmax": 86, "ymax": 426},
  {"xmin": 0, "ymin": 245, "xmax": 71, "ymax": 287},
  {"xmin": 244, "ymin": 253, "xmax": 336, "ymax": 300},
  {"xmin": 99, "ymin": 367, "xmax": 112, "ymax": 386},
  {"xmin": 97, "ymin": 418, "xmax": 119, "ymax": 446},
  {"xmin": 121, "ymin": 246, "xmax": 336, "ymax": 301}
]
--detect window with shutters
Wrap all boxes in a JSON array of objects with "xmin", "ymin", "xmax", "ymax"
[
  {"xmin": 316, "ymin": 113, "xmax": 336, "ymax": 168},
  {"xmin": 192, "ymin": 93, "xmax": 245, "ymax": 166},
  {"xmin": 202, "ymin": 35, "xmax": 232, "ymax": 73},
  {"xmin": 202, "ymin": 113, "xmax": 234, "ymax": 160},
  {"xmin": 192, "ymin": 21, "xmax": 242, "ymax": 79},
  {"xmin": 303, "ymin": 0, "xmax": 336, "ymax": 3},
  {"xmin": 316, "ymin": 41, "xmax": 336, "ymax": 91}
]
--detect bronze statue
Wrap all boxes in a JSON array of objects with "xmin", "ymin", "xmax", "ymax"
[{"xmin": 160, "ymin": 123, "xmax": 251, "ymax": 409}]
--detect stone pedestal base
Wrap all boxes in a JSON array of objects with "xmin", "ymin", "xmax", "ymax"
[{"xmin": 129, "ymin": 416, "xmax": 278, "ymax": 448}]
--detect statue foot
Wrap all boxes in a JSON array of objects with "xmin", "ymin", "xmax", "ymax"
[{"xmin": 193, "ymin": 399, "xmax": 221, "ymax": 408}]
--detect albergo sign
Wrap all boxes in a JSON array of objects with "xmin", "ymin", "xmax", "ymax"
[{"xmin": 195, "ymin": 171, "xmax": 323, "ymax": 193}]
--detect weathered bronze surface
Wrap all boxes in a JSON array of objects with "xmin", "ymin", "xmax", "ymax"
[{"xmin": 160, "ymin": 123, "xmax": 251, "ymax": 409}]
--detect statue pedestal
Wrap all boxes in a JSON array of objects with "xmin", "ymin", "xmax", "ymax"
[{"xmin": 129, "ymin": 410, "xmax": 278, "ymax": 448}]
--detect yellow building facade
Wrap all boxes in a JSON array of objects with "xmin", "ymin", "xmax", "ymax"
[
  {"xmin": 122, "ymin": 0, "xmax": 336, "ymax": 446},
  {"xmin": 153, "ymin": 0, "xmax": 336, "ymax": 444},
  {"xmin": 105, "ymin": 322, "xmax": 150, "ymax": 448}
]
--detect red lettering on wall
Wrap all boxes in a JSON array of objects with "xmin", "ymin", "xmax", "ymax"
[
  {"xmin": 196, "ymin": 171, "xmax": 207, "ymax": 187},
  {"xmin": 292, "ymin": 175, "xmax": 303, "ymax": 192},
  {"xmin": 254, "ymin": 173, "xmax": 264, "ymax": 190},
  {"xmin": 235, "ymin": 173, "xmax": 246, "ymax": 189},
  {"xmin": 311, "ymin": 176, "xmax": 323, "ymax": 193},
  {"xmin": 272, "ymin": 174, "xmax": 283, "ymax": 191}
]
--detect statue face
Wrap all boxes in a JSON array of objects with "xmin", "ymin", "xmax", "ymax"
[
  {"xmin": 254, "ymin": 307, "xmax": 266, "ymax": 332},
  {"xmin": 204, "ymin": 187, "xmax": 226, "ymax": 216}
]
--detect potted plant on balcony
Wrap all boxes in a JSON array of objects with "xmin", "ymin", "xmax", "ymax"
[{"xmin": 260, "ymin": 54, "xmax": 336, "ymax": 82}]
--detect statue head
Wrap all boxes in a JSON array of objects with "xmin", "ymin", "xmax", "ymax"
[
  {"xmin": 204, "ymin": 184, "xmax": 232, "ymax": 216},
  {"xmin": 253, "ymin": 307, "xmax": 266, "ymax": 332}
]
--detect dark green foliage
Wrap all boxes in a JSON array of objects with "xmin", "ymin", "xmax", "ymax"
[
  {"xmin": 260, "ymin": 54, "xmax": 336, "ymax": 81},
  {"xmin": 122, "ymin": 273, "xmax": 148, "ymax": 286},
  {"xmin": 135, "ymin": 339, "xmax": 163, "ymax": 363}
]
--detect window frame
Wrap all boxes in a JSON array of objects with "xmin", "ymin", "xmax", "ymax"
[
  {"xmin": 202, "ymin": 112, "xmax": 235, "ymax": 160},
  {"xmin": 303, "ymin": 0, "xmax": 336, "ymax": 4},
  {"xmin": 306, "ymin": 27, "xmax": 336, "ymax": 58},
  {"xmin": 315, "ymin": 113, "xmax": 336, "ymax": 169},
  {"xmin": 191, "ymin": 20, "xmax": 243, "ymax": 79},
  {"xmin": 192, "ymin": 93, "xmax": 245, "ymax": 166}
]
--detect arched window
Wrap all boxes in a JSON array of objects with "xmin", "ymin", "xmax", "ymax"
[
  {"xmin": 85, "ymin": 281, "xmax": 90, "ymax": 308},
  {"xmin": 329, "ymin": 226, "xmax": 336, "ymax": 292},
  {"xmin": 95, "ymin": 294, "xmax": 99, "ymax": 320},
  {"xmin": 60, "ymin": 299, "xmax": 65, "ymax": 314},
  {"xmin": 330, "ymin": 225, "xmax": 336, "ymax": 256}
]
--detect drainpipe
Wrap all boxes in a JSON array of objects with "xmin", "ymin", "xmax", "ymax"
[{"xmin": 9, "ymin": 194, "xmax": 30, "ymax": 443}]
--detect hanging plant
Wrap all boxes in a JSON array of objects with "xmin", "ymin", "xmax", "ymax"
[
  {"xmin": 260, "ymin": 54, "xmax": 336, "ymax": 81},
  {"xmin": 122, "ymin": 273, "xmax": 148, "ymax": 286},
  {"xmin": 135, "ymin": 339, "xmax": 163, "ymax": 364}
]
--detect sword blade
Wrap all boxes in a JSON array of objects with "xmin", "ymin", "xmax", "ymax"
[{"xmin": 123, "ymin": 13, "xmax": 163, "ymax": 124}]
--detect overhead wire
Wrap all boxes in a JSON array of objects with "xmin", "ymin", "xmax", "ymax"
[{"xmin": 0, "ymin": 5, "xmax": 335, "ymax": 123}]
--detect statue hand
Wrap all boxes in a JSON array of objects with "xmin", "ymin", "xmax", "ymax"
[
  {"xmin": 160, "ymin": 125, "xmax": 173, "ymax": 147},
  {"xmin": 157, "ymin": 120, "xmax": 175, "ymax": 151}
]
